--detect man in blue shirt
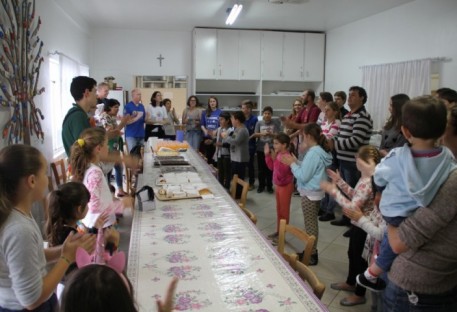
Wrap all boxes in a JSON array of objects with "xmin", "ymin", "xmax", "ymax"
[{"xmin": 124, "ymin": 88, "xmax": 146, "ymax": 152}]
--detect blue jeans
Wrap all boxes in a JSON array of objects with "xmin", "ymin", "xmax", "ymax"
[
  {"xmin": 185, "ymin": 130, "xmax": 202, "ymax": 152},
  {"xmin": 376, "ymin": 216, "xmax": 406, "ymax": 272},
  {"xmin": 383, "ymin": 278, "xmax": 457, "ymax": 312},
  {"xmin": 125, "ymin": 137, "xmax": 144, "ymax": 154},
  {"xmin": 0, "ymin": 294, "xmax": 57, "ymax": 312}
]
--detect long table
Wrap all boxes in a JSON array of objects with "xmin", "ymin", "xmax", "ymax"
[{"xmin": 127, "ymin": 148, "xmax": 328, "ymax": 312}]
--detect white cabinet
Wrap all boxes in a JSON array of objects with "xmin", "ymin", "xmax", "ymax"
[
  {"xmin": 194, "ymin": 29, "xmax": 217, "ymax": 79},
  {"xmin": 216, "ymin": 30, "xmax": 239, "ymax": 80},
  {"xmin": 304, "ymin": 33, "xmax": 325, "ymax": 81},
  {"xmin": 283, "ymin": 32, "xmax": 305, "ymax": 81},
  {"xmin": 239, "ymin": 31, "xmax": 261, "ymax": 80},
  {"xmin": 261, "ymin": 31, "xmax": 284, "ymax": 80}
]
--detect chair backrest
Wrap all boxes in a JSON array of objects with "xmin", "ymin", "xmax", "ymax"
[
  {"xmin": 294, "ymin": 260, "xmax": 326, "ymax": 299},
  {"xmin": 230, "ymin": 174, "xmax": 249, "ymax": 208},
  {"xmin": 241, "ymin": 207, "xmax": 257, "ymax": 225},
  {"xmin": 277, "ymin": 219, "xmax": 316, "ymax": 266},
  {"xmin": 50, "ymin": 159, "xmax": 67, "ymax": 187},
  {"xmin": 281, "ymin": 251, "xmax": 298, "ymax": 270}
]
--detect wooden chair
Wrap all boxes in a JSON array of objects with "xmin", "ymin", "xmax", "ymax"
[
  {"xmin": 294, "ymin": 260, "xmax": 326, "ymax": 299},
  {"xmin": 281, "ymin": 250, "xmax": 298, "ymax": 269},
  {"xmin": 47, "ymin": 176, "xmax": 54, "ymax": 192},
  {"xmin": 277, "ymin": 219, "xmax": 316, "ymax": 266},
  {"xmin": 241, "ymin": 207, "xmax": 257, "ymax": 225},
  {"xmin": 230, "ymin": 174, "xmax": 249, "ymax": 208},
  {"xmin": 122, "ymin": 146, "xmax": 137, "ymax": 211},
  {"xmin": 50, "ymin": 159, "xmax": 67, "ymax": 187}
]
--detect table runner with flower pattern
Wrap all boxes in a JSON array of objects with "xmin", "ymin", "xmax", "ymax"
[{"xmin": 127, "ymin": 148, "xmax": 328, "ymax": 312}]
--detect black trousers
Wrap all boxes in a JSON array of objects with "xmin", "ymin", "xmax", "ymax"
[
  {"xmin": 346, "ymin": 226, "xmax": 368, "ymax": 297},
  {"xmin": 231, "ymin": 161, "xmax": 247, "ymax": 198},
  {"xmin": 257, "ymin": 151, "xmax": 272, "ymax": 189}
]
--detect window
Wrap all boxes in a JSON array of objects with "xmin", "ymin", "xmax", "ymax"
[{"xmin": 49, "ymin": 54, "xmax": 89, "ymax": 157}]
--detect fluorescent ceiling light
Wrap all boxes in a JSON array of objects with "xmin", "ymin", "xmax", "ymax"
[{"xmin": 225, "ymin": 4, "xmax": 243, "ymax": 25}]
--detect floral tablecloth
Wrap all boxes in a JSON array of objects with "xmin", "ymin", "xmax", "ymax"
[{"xmin": 127, "ymin": 148, "xmax": 328, "ymax": 312}]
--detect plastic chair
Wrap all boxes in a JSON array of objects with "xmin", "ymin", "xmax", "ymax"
[{"xmin": 277, "ymin": 219, "xmax": 316, "ymax": 266}]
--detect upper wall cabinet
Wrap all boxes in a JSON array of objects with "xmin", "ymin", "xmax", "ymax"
[
  {"xmin": 194, "ymin": 29, "xmax": 218, "ymax": 79},
  {"xmin": 261, "ymin": 31, "xmax": 284, "ymax": 80},
  {"xmin": 261, "ymin": 31, "xmax": 325, "ymax": 82},
  {"xmin": 304, "ymin": 33, "xmax": 325, "ymax": 81},
  {"xmin": 238, "ymin": 31, "xmax": 261, "ymax": 80},
  {"xmin": 194, "ymin": 29, "xmax": 261, "ymax": 80}
]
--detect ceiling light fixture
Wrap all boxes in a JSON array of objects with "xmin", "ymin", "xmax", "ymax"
[{"xmin": 225, "ymin": 4, "xmax": 243, "ymax": 25}]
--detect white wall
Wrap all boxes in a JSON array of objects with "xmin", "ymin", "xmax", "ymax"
[
  {"xmin": 89, "ymin": 28, "xmax": 192, "ymax": 96},
  {"xmin": 0, "ymin": 0, "xmax": 91, "ymax": 161},
  {"xmin": 325, "ymin": 0, "xmax": 457, "ymax": 95}
]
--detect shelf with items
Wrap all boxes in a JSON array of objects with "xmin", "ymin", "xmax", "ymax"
[
  {"xmin": 195, "ymin": 79, "xmax": 261, "ymax": 112},
  {"xmin": 261, "ymin": 81, "xmax": 322, "ymax": 116},
  {"xmin": 136, "ymin": 75, "xmax": 188, "ymax": 89}
]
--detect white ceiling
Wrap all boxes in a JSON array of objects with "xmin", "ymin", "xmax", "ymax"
[{"xmin": 58, "ymin": 0, "xmax": 415, "ymax": 32}]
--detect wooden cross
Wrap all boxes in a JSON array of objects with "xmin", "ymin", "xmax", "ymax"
[{"xmin": 157, "ymin": 54, "xmax": 165, "ymax": 67}]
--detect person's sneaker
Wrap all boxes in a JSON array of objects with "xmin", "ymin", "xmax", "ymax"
[
  {"xmin": 356, "ymin": 274, "xmax": 386, "ymax": 292},
  {"xmin": 249, "ymin": 184, "xmax": 255, "ymax": 191},
  {"xmin": 257, "ymin": 187, "xmax": 265, "ymax": 193},
  {"xmin": 319, "ymin": 213, "xmax": 336, "ymax": 222},
  {"xmin": 267, "ymin": 232, "xmax": 279, "ymax": 240},
  {"xmin": 309, "ymin": 251, "xmax": 318, "ymax": 266},
  {"xmin": 271, "ymin": 236, "xmax": 278, "ymax": 246},
  {"xmin": 267, "ymin": 187, "xmax": 274, "ymax": 194}
]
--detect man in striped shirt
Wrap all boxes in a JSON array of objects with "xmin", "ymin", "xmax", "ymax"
[{"xmin": 329, "ymin": 86, "xmax": 373, "ymax": 226}]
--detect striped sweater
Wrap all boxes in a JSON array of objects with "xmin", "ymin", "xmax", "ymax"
[{"xmin": 334, "ymin": 106, "xmax": 373, "ymax": 162}]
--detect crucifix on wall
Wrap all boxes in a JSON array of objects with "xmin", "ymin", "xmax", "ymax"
[{"xmin": 157, "ymin": 54, "xmax": 165, "ymax": 67}]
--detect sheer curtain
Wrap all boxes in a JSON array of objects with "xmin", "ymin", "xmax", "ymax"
[
  {"xmin": 50, "ymin": 53, "xmax": 89, "ymax": 156},
  {"xmin": 361, "ymin": 59, "xmax": 431, "ymax": 130}
]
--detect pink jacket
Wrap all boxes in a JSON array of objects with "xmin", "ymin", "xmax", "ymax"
[{"xmin": 265, "ymin": 151, "xmax": 294, "ymax": 186}]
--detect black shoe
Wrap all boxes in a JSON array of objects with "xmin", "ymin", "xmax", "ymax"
[
  {"xmin": 343, "ymin": 228, "xmax": 352, "ymax": 237},
  {"xmin": 318, "ymin": 209, "xmax": 325, "ymax": 216},
  {"xmin": 356, "ymin": 274, "xmax": 386, "ymax": 292},
  {"xmin": 331, "ymin": 217, "xmax": 351, "ymax": 226},
  {"xmin": 319, "ymin": 213, "xmax": 336, "ymax": 222},
  {"xmin": 267, "ymin": 187, "xmax": 274, "ymax": 194},
  {"xmin": 296, "ymin": 250, "xmax": 304, "ymax": 262},
  {"xmin": 293, "ymin": 191, "xmax": 300, "ymax": 197},
  {"xmin": 257, "ymin": 187, "xmax": 265, "ymax": 193},
  {"xmin": 309, "ymin": 251, "xmax": 318, "ymax": 266}
]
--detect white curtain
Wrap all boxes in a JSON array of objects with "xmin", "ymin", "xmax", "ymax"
[{"xmin": 361, "ymin": 59, "xmax": 431, "ymax": 130}]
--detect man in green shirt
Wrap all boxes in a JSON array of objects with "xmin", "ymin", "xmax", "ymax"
[{"xmin": 62, "ymin": 76, "xmax": 97, "ymax": 156}]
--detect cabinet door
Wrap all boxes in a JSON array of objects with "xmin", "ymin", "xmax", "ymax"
[
  {"xmin": 283, "ymin": 32, "xmax": 305, "ymax": 81},
  {"xmin": 239, "ymin": 30, "xmax": 261, "ymax": 80},
  {"xmin": 261, "ymin": 31, "xmax": 284, "ymax": 80},
  {"xmin": 194, "ymin": 29, "xmax": 217, "ymax": 79},
  {"xmin": 304, "ymin": 33, "xmax": 325, "ymax": 81},
  {"xmin": 217, "ymin": 29, "xmax": 239, "ymax": 80}
]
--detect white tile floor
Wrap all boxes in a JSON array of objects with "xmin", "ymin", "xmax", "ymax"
[{"xmin": 118, "ymin": 184, "xmax": 374, "ymax": 312}]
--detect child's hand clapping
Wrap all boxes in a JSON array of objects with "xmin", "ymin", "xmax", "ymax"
[
  {"xmin": 358, "ymin": 159, "xmax": 376, "ymax": 177},
  {"xmin": 326, "ymin": 169, "xmax": 341, "ymax": 183},
  {"xmin": 94, "ymin": 211, "xmax": 110, "ymax": 230},
  {"xmin": 343, "ymin": 205, "xmax": 364, "ymax": 222},
  {"xmin": 280, "ymin": 153, "xmax": 297, "ymax": 166},
  {"xmin": 320, "ymin": 181, "xmax": 337, "ymax": 194},
  {"xmin": 62, "ymin": 232, "xmax": 96, "ymax": 263}
]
